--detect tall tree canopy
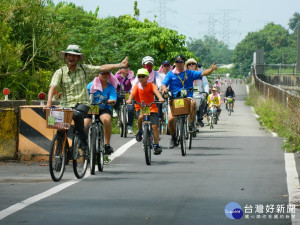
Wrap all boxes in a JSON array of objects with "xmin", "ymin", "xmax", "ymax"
[
  {"xmin": 187, "ymin": 36, "xmax": 233, "ymax": 67},
  {"xmin": 0, "ymin": 0, "xmax": 196, "ymax": 100}
]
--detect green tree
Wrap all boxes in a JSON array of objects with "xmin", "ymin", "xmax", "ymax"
[
  {"xmin": 187, "ymin": 35, "xmax": 233, "ymax": 67},
  {"xmin": 232, "ymin": 22, "xmax": 295, "ymax": 77},
  {"xmin": 288, "ymin": 12, "xmax": 300, "ymax": 32}
]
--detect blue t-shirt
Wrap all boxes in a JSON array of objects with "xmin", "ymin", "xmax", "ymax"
[
  {"xmin": 162, "ymin": 70, "xmax": 203, "ymax": 97},
  {"xmin": 87, "ymin": 82, "xmax": 117, "ymax": 110}
]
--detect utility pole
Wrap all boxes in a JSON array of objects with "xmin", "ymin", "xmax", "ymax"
[{"xmin": 297, "ymin": 27, "xmax": 300, "ymax": 73}]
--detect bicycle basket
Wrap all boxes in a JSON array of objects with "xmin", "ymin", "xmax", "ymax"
[
  {"xmin": 169, "ymin": 98, "xmax": 190, "ymax": 116},
  {"xmin": 46, "ymin": 108, "xmax": 73, "ymax": 130},
  {"xmin": 228, "ymin": 98, "xmax": 233, "ymax": 103}
]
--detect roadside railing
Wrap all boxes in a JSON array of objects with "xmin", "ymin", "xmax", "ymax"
[
  {"xmin": 252, "ymin": 65, "xmax": 300, "ymax": 134},
  {"xmin": 264, "ymin": 63, "xmax": 299, "ymax": 76}
]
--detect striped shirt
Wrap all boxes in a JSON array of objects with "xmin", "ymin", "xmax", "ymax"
[{"xmin": 50, "ymin": 64, "xmax": 100, "ymax": 107}]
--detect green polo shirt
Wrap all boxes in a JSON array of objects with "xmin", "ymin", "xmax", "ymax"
[{"xmin": 50, "ymin": 64, "xmax": 100, "ymax": 107}]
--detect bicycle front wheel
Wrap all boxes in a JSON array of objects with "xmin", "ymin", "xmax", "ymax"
[
  {"xmin": 89, "ymin": 126, "xmax": 97, "ymax": 175},
  {"xmin": 123, "ymin": 106, "xmax": 128, "ymax": 138},
  {"xmin": 143, "ymin": 125, "xmax": 151, "ymax": 165},
  {"xmin": 210, "ymin": 115, "xmax": 214, "ymax": 129},
  {"xmin": 179, "ymin": 118, "xmax": 187, "ymax": 156},
  {"xmin": 97, "ymin": 124, "xmax": 105, "ymax": 172},
  {"xmin": 49, "ymin": 132, "xmax": 66, "ymax": 182},
  {"xmin": 73, "ymin": 135, "xmax": 88, "ymax": 179},
  {"xmin": 188, "ymin": 132, "xmax": 192, "ymax": 150}
]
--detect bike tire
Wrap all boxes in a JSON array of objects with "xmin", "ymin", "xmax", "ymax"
[
  {"xmin": 188, "ymin": 132, "xmax": 192, "ymax": 150},
  {"xmin": 179, "ymin": 118, "xmax": 187, "ymax": 156},
  {"xmin": 123, "ymin": 106, "xmax": 128, "ymax": 138},
  {"xmin": 73, "ymin": 135, "xmax": 88, "ymax": 179},
  {"xmin": 228, "ymin": 103, "xmax": 232, "ymax": 116},
  {"xmin": 143, "ymin": 125, "xmax": 151, "ymax": 165},
  {"xmin": 97, "ymin": 124, "xmax": 105, "ymax": 172},
  {"xmin": 49, "ymin": 133, "xmax": 66, "ymax": 182},
  {"xmin": 214, "ymin": 116, "xmax": 218, "ymax": 124},
  {"xmin": 89, "ymin": 126, "xmax": 96, "ymax": 175},
  {"xmin": 210, "ymin": 115, "xmax": 214, "ymax": 129}
]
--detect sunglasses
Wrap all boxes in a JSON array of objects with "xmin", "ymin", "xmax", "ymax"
[
  {"xmin": 175, "ymin": 60, "xmax": 184, "ymax": 63},
  {"xmin": 163, "ymin": 64, "xmax": 170, "ymax": 67},
  {"xmin": 187, "ymin": 63, "xmax": 196, "ymax": 66},
  {"xmin": 138, "ymin": 75, "xmax": 146, "ymax": 78}
]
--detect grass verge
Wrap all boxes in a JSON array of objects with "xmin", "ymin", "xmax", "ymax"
[{"xmin": 245, "ymin": 84, "xmax": 300, "ymax": 152}]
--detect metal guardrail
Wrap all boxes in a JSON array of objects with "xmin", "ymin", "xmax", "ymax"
[
  {"xmin": 252, "ymin": 65, "xmax": 300, "ymax": 134},
  {"xmin": 263, "ymin": 63, "xmax": 299, "ymax": 76}
]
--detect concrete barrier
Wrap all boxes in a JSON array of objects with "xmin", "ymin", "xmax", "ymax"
[
  {"xmin": 0, "ymin": 108, "xmax": 18, "ymax": 159},
  {"xmin": 19, "ymin": 106, "xmax": 54, "ymax": 161}
]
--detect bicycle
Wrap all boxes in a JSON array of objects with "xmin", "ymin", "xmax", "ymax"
[
  {"xmin": 159, "ymin": 93, "xmax": 169, "ymax": 135},
  {"xmin": 226, "ymin": 96, "xmax": 234, "ymax": 116},
  {"xmin": 208, "ymin": 104, "xmax": 218, "ymax": 129},
  {"xmin": 46, "ymin": 107, "xmax": 88, "ymax": 182},
  {"xmin": 169, "ymin": 88, "xmax": 195, "ymax": 156},
  {"xmin": 117, "ymin": 89, "xmax": 130, "ymax": 138},
  {"xmin": 87, "ymin": 96, "xmax": 108, "ymax": 175},
  {"xmin": 131, "ymin": 100, "xmax": 162, "ymax": 165}
]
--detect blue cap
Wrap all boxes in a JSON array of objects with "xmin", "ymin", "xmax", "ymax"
[
  {"xmin": 161, "ymin": 60, "xmax": 170, "ymax": 65},
  {"xmin": 174, "ymin": 55, "xmax": 186, "ymax": 62}
]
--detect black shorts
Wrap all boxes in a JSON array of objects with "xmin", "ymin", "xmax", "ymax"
[
  {"xmin": 85, "ymin": 108, "xmax": 111, "ymax": 119},
  {"xmin": 136, "ymin": 110, "xmax": 159, "ymax": 126}
]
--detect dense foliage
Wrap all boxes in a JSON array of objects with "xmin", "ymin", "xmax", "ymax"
[
  {"xmin": 0, "ymin": 0, "xmax": 298, "ymax": 99},
  {"xmin": 0, "ymin": 0, "xmax": 196, "ymax": 101},
  {"xmin": 186, "ymin": 36, "xmax": 233, "ymax": 67}
]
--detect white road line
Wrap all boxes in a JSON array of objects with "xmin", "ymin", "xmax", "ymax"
[
  {"xmin": 0, "ymin": 138, "xmax": 137, "ymax": 221},
  {"xmin": 285, "ymin": 153, "xmax": 300, "ymax": 224},
  {"xmin": 0, "ymin": 180, "xmax": 79, "ymax": 220},
  {"xmin": 109, "ymin": 138, "xmax": 137, "ymax": 161}
]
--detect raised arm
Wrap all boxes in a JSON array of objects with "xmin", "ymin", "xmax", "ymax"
[
  {"xmin": 201, "ymin": 62, "xmax": 218, "ymax": 76},
  {"xmin": 99, "ymin": 57, "xmax": 129, "ymax": 72}
]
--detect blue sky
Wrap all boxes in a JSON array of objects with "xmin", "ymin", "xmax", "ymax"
[{"xmin": 52, "ymin": 0, "xmax": 299, "ymax": 49}]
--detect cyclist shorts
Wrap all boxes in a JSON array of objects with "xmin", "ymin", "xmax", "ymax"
[
  {"xmin": 136, "ymin": 110, "xmax": 159, "ymax": 126},
  {"xmin": 85, "ymin": 108, "xmax": 111, "ymax": 119}
]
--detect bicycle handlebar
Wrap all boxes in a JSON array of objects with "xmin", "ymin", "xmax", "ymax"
[{"xmin": 130, "ymin": 100, "xmax": 162, "ymax": 107}]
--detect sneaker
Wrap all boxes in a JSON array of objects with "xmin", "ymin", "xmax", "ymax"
[
  {"xmin": 206, "ymin": 123, "xmax": 210, "ymax": 126},
  {"xmin": 153, "ymin": 144, "xmax": 162, "ymax": 155},
  {"xmin": 169, "ymin": 136, "xmax": 178, "ymax": 149},
  {"xmin": 128, "ymin": 126, "xmax": 133, "ymax": 134},
  {"xmin": 189, "ymin": 123, "xmax": 197, "ymax": 132},
  {"xmin": 197, "ymin": 120, "xmax": 204, "ymax": 127},
  {"xmin": 104, "ymin": 144, "xmax": 114, "ymax": 155},
  {"xmin": 135, "ymin": 130, "xmax": 143, "ymax": 142}
]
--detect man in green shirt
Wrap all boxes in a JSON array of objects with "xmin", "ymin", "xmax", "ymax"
[{"xmin": 45, "ymin": 45, "xmax": 129, "ymax": 153}]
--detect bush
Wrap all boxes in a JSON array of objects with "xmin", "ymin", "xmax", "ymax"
[{"xmin": 245, "ymin": 84, "xmax": 300, "ymax": 152}]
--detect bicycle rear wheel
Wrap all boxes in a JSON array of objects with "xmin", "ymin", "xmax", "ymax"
[
  {"xmin": 49, "ymin": 132, "xmax": 66, "ymax": 182},
  {"xmin": 179, "ymin": 118, "xmax": 187, "ymax": 156},
  {"xmin": 143, "ymin": 125, "xmax": 151, "ymax": 165},
  {"xmin": 73, "ymin": 135, "xmax": 88, "ymax": 179},
  {"xmin": 89, "ymin": 126, "xmax": 97, "ymax": 175},
  {"xmin": 97, "ymin": 124, "xmax": 105, "ymax": 172}
]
